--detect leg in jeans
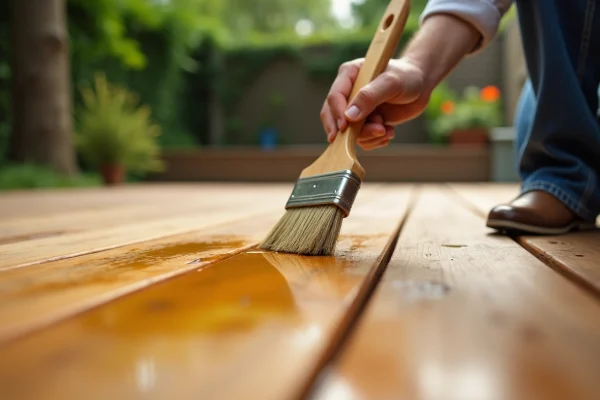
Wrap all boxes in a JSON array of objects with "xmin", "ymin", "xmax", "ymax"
[{"xmin": 488, "ymin": 0, "xmax": 600, "ymax": 233}]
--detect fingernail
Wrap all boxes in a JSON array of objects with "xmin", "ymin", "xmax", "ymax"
[
  {"xmin": 337, "ymin": 118, "xmax": 344, "ymax": 130},
  {"xmin": 327, "ymin": 133, "xmax": 334, "ymax": 142},
  {"xmin": 345, "ymin": 105, "xmax": 360, "ymax": 120}
]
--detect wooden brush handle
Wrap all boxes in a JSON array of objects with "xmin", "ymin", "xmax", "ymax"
[{"xmin": 301, "ymin": 0, "xmax": 411, "ymax": 179}]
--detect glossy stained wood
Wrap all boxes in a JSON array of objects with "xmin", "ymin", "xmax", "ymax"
[
  {"xmin": 449, "ymin": 183, "xmax": 600, "ymax": 296},
  {"xmin": 0, "ymin": 184, "xmax": 386, "ymax": 342},
  {"xmin": 0, "ymin": 186, "xmax": 413, "ymax": 400},
  {"xmin": 314, "ymin": 187, "xmax": 600, "ymax": 400},
  {"xmin": 0, "ymin": 224, "xmax": 257, "ymax": 343}
]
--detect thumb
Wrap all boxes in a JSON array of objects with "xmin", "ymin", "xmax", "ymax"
[
  {"xmin": 345, "ymin": 71, "xmax": 421, "ymax": 121},
  {"xmin": 344, "ymin": 72, "xmax": 408, "ymax": 122}
]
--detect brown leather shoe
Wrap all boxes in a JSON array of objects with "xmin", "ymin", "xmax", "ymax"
[{"xmin": 486, "ymin": 190, "xmax": 596, "ymax": 234}]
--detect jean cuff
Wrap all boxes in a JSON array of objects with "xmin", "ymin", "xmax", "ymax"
[{"xmin": 521, "ymin": 180, "xmax": 596, "ymax": 221}]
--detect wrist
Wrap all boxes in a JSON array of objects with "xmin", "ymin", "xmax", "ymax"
[{"xmin": 399, "ymin": 13, "xmax": 481, "ymax": 93}]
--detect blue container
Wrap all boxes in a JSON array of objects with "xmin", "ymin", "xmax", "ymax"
[{"xmin": 259, "ymin": 127, "xmax": 277, "ymax": 150}]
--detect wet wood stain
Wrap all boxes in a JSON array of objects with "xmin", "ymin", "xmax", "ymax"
[
  {"xmin": 0, "ymin": 249, "xmax": 365, "ymax": 399},
  {"xmin": 5, "ymin": 238, "xmax": 249, "ymax": 297},
  {"xmin": 0, "ymin": 237, "xmax": 253, "ymax": 344},
  {"xmin": 84, "ymin": 252, "xmax": 300, "ymax": 335}
]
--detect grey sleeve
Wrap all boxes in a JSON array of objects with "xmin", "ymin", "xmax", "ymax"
[{"xmin": 419, "ymin": 0, "xmax": 514, "ymax": 53}]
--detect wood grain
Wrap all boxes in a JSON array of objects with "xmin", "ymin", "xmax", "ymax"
[
  {"xmin": 0, "ymin": 185, "xmax": 412, "ymax": 400},
  {"xmin": 0, "ymin": 184, "xmax": 384, "ymax": 341},
  {"xmin": 314, "ymin": 186, "xmax": 600, "ymax": 400},
  {"xmin": 449, "ymin": 183, "xmax": 600, "ymax": 296},
  {"xmin": 0, "ymin": 215, "xmax": 265, "ymax": 343},
  {"xmin": 0, "ymin": 183, "xmax": 283, "ymax": 221},
  {"xmin": 0, "ymin": 184, "xmax": 289, "ymax": 240},
  {"xmin": 0, "ymin": 184, "xmax": 298, "ymax": 269},
  {"xmin": 0, "ymin": 184, "xmax": 204, "ymax": 220},
  {"xmin": 0, "ymin": 202, "xmax": 222, "ymax": 243}
]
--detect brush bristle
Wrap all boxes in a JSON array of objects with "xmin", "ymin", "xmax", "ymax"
[{"xmin": 259, "ymin": 205, "xmax": 344, "ymax": 256}]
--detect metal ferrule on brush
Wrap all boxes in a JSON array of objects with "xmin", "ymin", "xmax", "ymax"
[{"xmin": 284, "ymin": 170, "xmax": 361, "ymax": 217}]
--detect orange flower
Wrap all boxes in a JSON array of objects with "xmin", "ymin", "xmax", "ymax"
[
  {"xmin": 480, "ymin": 85, "xmax": 500, "ymax": 102},
  {"xmin": 441, "ymin": 100, "xmax": 455, "ymax": 114}
]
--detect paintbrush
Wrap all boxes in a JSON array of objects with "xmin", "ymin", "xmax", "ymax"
[{"xmin": 260, "ymin": 0, "xmax": 411, "ymax": 256}]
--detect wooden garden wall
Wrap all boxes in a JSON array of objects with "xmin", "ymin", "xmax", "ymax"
[
  {"xmin": 211, "ymin": 31, "xmax": 513, "ymax": 147},
  {"xmin": 151, "ymin": 22, "xmax": 528, "ymax": 183}
]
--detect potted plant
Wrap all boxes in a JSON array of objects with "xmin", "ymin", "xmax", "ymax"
[
  {"xmin": 74, "ymin": 73, "xmax": 164, "ymax": 185},
  {"xmin": 426, "ymin": 84, "xmax": 503, "ymax": 147}
]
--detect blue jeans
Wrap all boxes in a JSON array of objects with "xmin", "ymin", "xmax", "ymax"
[{"xmin": 514, "ymin": 0, "xmax": 600, "ymax": 221}]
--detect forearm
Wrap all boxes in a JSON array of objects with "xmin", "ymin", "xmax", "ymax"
[
  {"xmin": 400, "ymin": 0, "xmax": 514, "ymax": 93},
  {"xmin": 400, "ymin": 13, "xmax": 481, "ymax": 93}
]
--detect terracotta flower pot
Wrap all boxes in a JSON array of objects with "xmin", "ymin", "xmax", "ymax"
[
  {"xmin": 100, "ymin": 164, "xmax": 126, "ymax": 185},
  {"xmin": 449, "ymin": 128, "xmax": 489, "ymax": 147}
]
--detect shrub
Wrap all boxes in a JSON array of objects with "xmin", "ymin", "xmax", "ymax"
[
  {"xmin": 75, "ymin": 73, "xmax": 164, "ymax": 177},
  {"xmin": 0, "ymin": 163, "xmax": 100, "ymax": 190}
]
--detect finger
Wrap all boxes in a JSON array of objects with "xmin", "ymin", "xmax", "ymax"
[
  {"xmin": 359, "ymin": 122, "xmax": 387, "ymax": 140},
  {"xmin": 359, "ymin": 137, "xmax": 392, "ymax": 151},
  {"xmin": 326, "ymin": 92, "xmax": 350, "ymax": 132},
  {"xmin": 376, "ymin": 98, "xmax": 428, "ymax": 125},
  {"xmin": 358, "ymin": 126, "xmax": 395, "ymax": 148},
  {"xmin": 320, "ymin": 102, "xmax": 338, "ymax": 142},
  {"xmin": 367, "ymin": 113, "xmax": 384, "ymax": 124},
  {"xmin": 328, "ymin": 60, "xmax": 363, "ymax": 131},
  {"xmin": 358, "ymin": 130, "xmax": 394, "ymax": 147},
  {"xmin": 344, "ymin": 71, "xmax": 405, "ymax": 122},
  {"xmin": 359, "ymin": 113, "xmax": 386, "ymax": 139},
  {"xmin": 345, "ymin": 70, "xmax": 421, "ymax": 122},
  {"xmin": 359, "ymin": 136, "xmax": 393, "ymax": 151}
]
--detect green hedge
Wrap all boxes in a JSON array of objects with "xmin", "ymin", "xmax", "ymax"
[{"xmin": 0, "ymin": 163, "xmax": 101, "ymax": 190}]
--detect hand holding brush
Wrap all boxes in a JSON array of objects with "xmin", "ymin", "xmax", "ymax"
[{"xmin": 259, "ymin": 0, "xmax": 411, "ymax": 256}]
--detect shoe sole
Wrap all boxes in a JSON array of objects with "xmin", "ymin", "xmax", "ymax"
[{"xmin": 486, "ymin": 219, "xmax": 597, "ymax": 235}]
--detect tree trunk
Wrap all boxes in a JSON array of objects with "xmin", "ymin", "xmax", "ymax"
[{"xmin": 10, "ymin": 0, "xmax": 78, "ymax": 175}]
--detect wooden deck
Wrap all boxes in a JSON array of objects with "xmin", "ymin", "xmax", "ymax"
[{"xmin": 0, "ymin": 183, "xmax": 599, "ymax": 400}]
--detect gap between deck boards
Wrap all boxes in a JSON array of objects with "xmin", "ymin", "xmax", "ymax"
[
  {"xmin": 295, "ymin": 187, "xmax": 420, "ymax": 400},
  {"xmin": 445, "ymin": 184, "xmax": 600, "ymax": 301}
]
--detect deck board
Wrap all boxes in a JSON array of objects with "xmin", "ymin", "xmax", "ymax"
[
  {"xmin": 0, "ymin": 183, "xmax": 277, "ymax": 220},
  {"xmin": 0, "ymin": 184, "xmax": 386, "ymax": 343},
  {"xmin": 0, "ymin": 215, "xmax": 265, "ymax": 343},
  {"xmin": 0, "ymin": 184, "xmax": 298, "ymax": 269},
  {"xmin": 449, "ymin": 183, "xmax": 600, "ymax": 296},
  {"xmin": 0, "ymin": 185, "xmax": 412, "ymax": 400},
  {"xmin": 0, "ymin": 198, "xmax": 239, "ymax": 242},
  {"xmin": 0, "ymin": 183, "xmax": 299, "ymax": 244},
  {"xmin": 2, "ymin": 183, "xmax": 600, "ymax": 400},
  {"xmin": 0, "ymin": 184, "xmax": 204, "ymax": 220},
  {"xmin": 314, "ymin": 186, "xmax": 600, "ymax": 400}
]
